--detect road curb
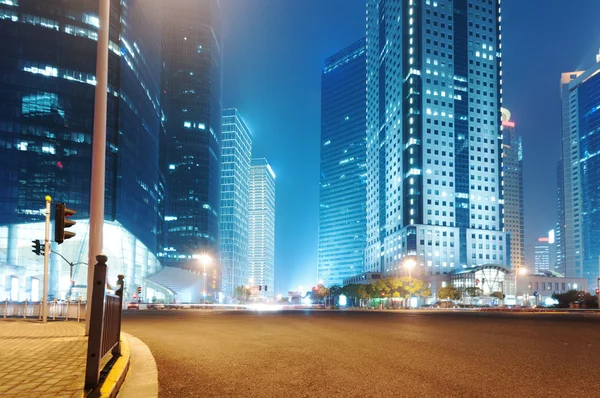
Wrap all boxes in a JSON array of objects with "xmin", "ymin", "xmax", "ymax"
[
  {"xmin": 117, "ymin": 332, "xmax": 159, "ymax": 398},
  {"xmin": 88, "ymin": 333, "xmax": 131, "ymax": 398}
]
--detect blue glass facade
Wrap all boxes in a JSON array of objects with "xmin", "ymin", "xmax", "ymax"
[
  {"xmin": 317, "ymin": 39, "xmax": 367, "ymax": 286},
  {"xmin": 0, "ymin": 0, "xmax": 166, "ymax": 300},
  {"xmin": 161, "ymin": 0, "xmax": 222, "ymax": 293},
  {"xmin": 577, "ymin": 70, "xmax": 600, "ymax": 288},
  {"xmin": 220, "ymin": 109, "xmax": 252, "ymax": 297}
]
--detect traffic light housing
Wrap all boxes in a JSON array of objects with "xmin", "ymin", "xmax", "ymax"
[
  {"xmin": 137, "ymin": 286, "xmax": 142, "ymax": 294},
  {"xmin": 265, "ymin": 285, "xmax": 268, "ymax": 292},
  {"xmin": 259, "ymin": 285, "xmax": 262, "ymax": 291},
  {"xmin": 55, "ymin": 203, "xmax": 76, "ymax": 244},
  {"xmin": 31, "ymin": 239, "xmax": 44, "ymax": 256}
]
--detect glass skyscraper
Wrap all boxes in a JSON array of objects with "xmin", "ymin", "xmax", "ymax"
[
  {"xmin": 555, "ymin": 161, "xmax": 566, "ymax": 275},
  {"xmin": 248, "ymin": 159, "xmax": 275, "ymax": 295},
  {"xmin": 0, "ymin": 0, "xmax": 166, "ymax": 301},
  {"xmin": 318, "ymin": 39, "xmax": 367, "ymax": 287},
  {"xmin": 559, "ymin": 51, "xmax": 600, "ymax": 289},
  {"xmin": 161, "ymin": 0, "xmax": 223, "ymax": 295},
  {"xmin": 501, "ymin": 107, "xmax": 524, "ymax": 270},
  {"xmin": 365, "ymin": 0, "xmax": 507, "ymax": 291},
  {"xmin": 220, "ymin": 109, "xmax": 252, "ymax": 298}
]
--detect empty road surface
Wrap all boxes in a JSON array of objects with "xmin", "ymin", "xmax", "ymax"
[{"xmin": 122, "ymin": 309, "xmax": 600, "ymax": 398}]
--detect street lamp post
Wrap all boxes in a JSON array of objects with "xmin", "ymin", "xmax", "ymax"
[
  {"xmin": 515, "ymin": 268, "xmax": 527, "ymax": 306},
  {"xmin": 198, "ymin": 254, "xmax": 212, "ymax": 307},
  {"xmin": 403, "ymin": 258, "xmax": 417, "ymax": 308}
]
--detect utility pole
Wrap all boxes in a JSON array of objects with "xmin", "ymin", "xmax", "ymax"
[
  {"xmin": 86, "ymin": 0, "xmax": 110, "ymax": 335},
  {"xmin": 42, "ymin": 196, "xmax": 51, "ymax": 324}
]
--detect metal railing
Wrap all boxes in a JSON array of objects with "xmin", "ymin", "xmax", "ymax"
[
  {"xmin": 85, "ymin": 254, "xmax": 124, "ymax": 389},
  {"xmin": 2, "ymin": 298, "xmax": 86, "ymax": 321}
]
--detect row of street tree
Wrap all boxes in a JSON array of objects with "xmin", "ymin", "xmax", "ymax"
[
  {"xmin": 307, "ymin": 277, "xmax": 434, "ymax": 308},
  {"xmin": 306, "ymin": 279, "xmax": 509, "ymax": 308}
]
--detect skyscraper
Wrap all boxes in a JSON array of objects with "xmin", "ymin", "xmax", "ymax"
[
  {"xmin": 248, "ymin": 159, "xmax": 276, "ymax": 295},
  {"xmin": 0, "ymin": 0, "xmax": 166, "ymax": 301},
  {"xmin": 161, "ymin": 0, "xmax": 223, "ymax": 293},
  {"xmin": 220, "ymin": 109, "xmax": 252, "ymax": 298},
  {"xmin": 365, "ymin": 0, "xmax": 507, "ymax": 287},
  {"xmin": 555, "ymin": 160, "xmax": 566, "ymax": 274},
  {"xmin": 318, "ymin": 39, "xmax": 367, "ymax": 287},
  {"xmin": 559, "ymin": 51, "xmax": 600, "ymax": 288},
  {"xmin": 501, "ymin": 108, "xmax": 524, "ymax": 270}
]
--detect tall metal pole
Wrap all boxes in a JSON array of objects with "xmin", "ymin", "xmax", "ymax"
[
  {"xmin": 515, "ymin": 268, "xmax": 521, "ymax": 307},
  {"xmin": 42, "ymin": 196, "xmax": 51, "ymax": 324},
  {"xmin": 203, "ymin": 263, "xmax": 207, "ymax": 307},
  {"xmin": 86, "ymin": 0, "xmax": 110, "ymax": 335}
]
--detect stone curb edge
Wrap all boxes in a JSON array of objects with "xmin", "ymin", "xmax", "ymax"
[{"xmin": 89, "ymin": 333, "xmax": 131, "ymax": 398}]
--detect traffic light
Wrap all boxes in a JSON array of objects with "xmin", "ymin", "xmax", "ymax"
[
  {"xmin": 265, "ymin": 285, "xmax": 268, "ymax": 292},
  {"xmin": 54, "ymin": 203, "xmax": 76, "ymax": 244},
  {"xmin": 31, "ymin": 239, "xmax": 44, "ymax": 256},
  {"xmin": 259, "ymin": 285, "xmax": 262, "ymax": 291},
  {"xmin": 596, "ymin": 289, "xmax": 599, "ymax": 295},
  {"xmin": 137, "ymin": 286, "xmax": 142, "ymax": 294}
]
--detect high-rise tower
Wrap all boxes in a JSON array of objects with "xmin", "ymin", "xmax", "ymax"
[
  {"xmin": 318, "ymin": 39, "xmax": 367, "ymax": 287},
  {"xmin": 161, "ymin": 0, "xmax": 223, "ymax": 292},
  {"xmin": 220, "ymin": 109, "xmax": 252, "ymax": 298},
  {"xmin": 559, "ymin": 51, "xmax": 600, "ymax": 288},
  {"xmin": 0, "ymin": 0, "xmax": 166, "ymax": 301},
  {"xmin": 501, "ymin": 108, "xmax": 524, "ymax": 270},
  {"xmin": 248, "ymin": 159, "xmax": 275, "ymax": 295},
  {"xmin": 365, "ymin": 0, "xmax": 507, "ymax": 287}
]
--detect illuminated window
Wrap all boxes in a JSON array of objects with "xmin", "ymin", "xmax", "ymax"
[{"xmin": 82, "ymin": 13, "xmax": 99, "ymax": 28}]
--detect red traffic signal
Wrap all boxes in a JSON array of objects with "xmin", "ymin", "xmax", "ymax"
[
  {"xmin": 55, "ymin": 203, "xmax": 76, "ymax": 244},
  {"xmin": 596, "ymin": 289, "xmax": 599, "ymax": 295}
]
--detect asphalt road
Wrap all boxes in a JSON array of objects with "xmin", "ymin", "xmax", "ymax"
[{"xmin": 122, "ymin": 309, "xmax": 600, "ymax": 398}]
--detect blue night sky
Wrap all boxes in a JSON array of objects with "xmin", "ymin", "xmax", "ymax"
[{"xmin": 220, "ymin": 0, "xmax": 600, "ymax": 293}]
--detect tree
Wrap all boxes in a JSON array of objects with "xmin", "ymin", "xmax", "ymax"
[
  {"xmin": 341, "ymin": 284, "xmax": 359, "ymax": 307},
  {"xmin": 437, "ymin": 286, "xmax": 461, "ymax": 301},
  {"xmin": 329, "ymin": 285, "xmax": 342, "ymax": 307},
  {"xmin": 234, "ymin": 286, "xmax": 251, "ymax": 302},
  {"xmin": 464, "ymin": 287, "xmax": 483, "ymax": 305},
  {"xmin": 311, "ymin": 284, "xmax": 330, "ymax": 306},
  {"xmin": 356, "ymin": 285, "xmax": 368, "ymax": 307},
  {"xmin": 551, "ymin": 290, "xmax": 597, "ymax": 308},
  {"xmin": 372, "ymin": 279, "xmax": 390, "ymax": 308},
  {"xmin": 490, "ymin": 291, "xmax": 505, "ymax": 303}
]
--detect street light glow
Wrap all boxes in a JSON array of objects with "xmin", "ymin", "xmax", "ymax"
[
  {"xmin": 404, "ymin": 259, "xmax": 417, "ymax": 269},
  {"xmin": 198, "ymin": 253, "xmax": 212, "ymax": 266}
]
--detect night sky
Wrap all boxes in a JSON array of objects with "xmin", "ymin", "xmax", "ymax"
[{"xmin": 220, "ymin": 0, "xmax": 600, "ymax": 293}]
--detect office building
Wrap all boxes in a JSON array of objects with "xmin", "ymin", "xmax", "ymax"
[
  {"xmin": 501, "ymin": 107, "xmax": 524, "ymax": 270},
  {"xmin": 317, "ymin": 39, "xmax": 367, "ymax": 287},
  {"xmin": 161, "ymin": 0, "xmax": 223, "ymax": 296},
  {"xmin": 0, "ymin": 0, "xmax": 167, "ymax": 301},
  {"xmin": 364, "ymin": 0, "xmax": 507, "ymax": 293},
  {"xmin": 559, "ymin": 50, "xmax": 600, "ymax": 289},
  {"xmin": 534, "ymin": 236, "xmax": 551, "ymax": 273},
  {"xmin": 248, "ymin": 159, "xmax": 276, "ymax": 295},
  {"xmin": 555, "ymin": 161, "xmax": 566, "ymax": 275},
  {"xmin": 220, "ymin": 109, "xmax": 252, "ymax": 297}
]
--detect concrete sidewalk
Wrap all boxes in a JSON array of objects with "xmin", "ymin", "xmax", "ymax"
[{"xmin": 0, "ymin": 319, "xmax": 87, "ymax": 397}]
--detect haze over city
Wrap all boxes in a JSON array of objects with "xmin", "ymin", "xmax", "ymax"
[
  {"xmin": 221, "ymin": 0, "xmax": 600, "ymax": 291},
  {"xmin": 1, "ymin": 1, "xmax": 600, "ymax": 396}
]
